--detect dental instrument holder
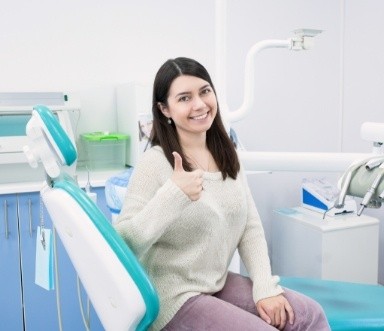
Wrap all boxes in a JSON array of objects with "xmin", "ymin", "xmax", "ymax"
[
  {"xmin": 339, "ymin": 161, "xmax": 384, "ymax": 213},
  {"xmin": 335, "ymin": 122, "xmax": 384, "ymax": 216}
]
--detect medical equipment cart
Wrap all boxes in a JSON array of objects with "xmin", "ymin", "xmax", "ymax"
[{"xmin": 272, "ymin": 207, "xmax": 379, "ymax": 284}]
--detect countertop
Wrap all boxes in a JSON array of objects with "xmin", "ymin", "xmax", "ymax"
[{"xmin": 0, "ymin": 167, "xmax": 127, "ymax": 194}]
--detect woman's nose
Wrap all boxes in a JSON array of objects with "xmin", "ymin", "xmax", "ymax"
[{"xmin": 192, "ymin": 96, "xmax": 205, "ymax": 110}]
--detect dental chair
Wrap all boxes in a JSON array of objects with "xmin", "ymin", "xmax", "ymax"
[{"xmin": 24, "ymin": 105, "xmax": 159, "ymax": 331}]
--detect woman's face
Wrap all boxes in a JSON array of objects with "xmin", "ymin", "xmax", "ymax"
[{"xmin": 160, "ymin": 75, "xmax": 217, "ymax": 138}]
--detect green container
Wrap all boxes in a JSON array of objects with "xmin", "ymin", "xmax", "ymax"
[{"xmin": 81, "ymin": 132, "xmax": 129, "ymax": 170}]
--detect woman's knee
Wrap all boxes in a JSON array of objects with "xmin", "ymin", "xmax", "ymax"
[{"xmin": 283, "ymin": 288, "xmax": 330, "ymax": 330}]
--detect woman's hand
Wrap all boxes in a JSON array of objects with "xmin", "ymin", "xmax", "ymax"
[
  {"xmin": 172, "ymin": 152, "xmax": 204, "ymax": 201},
  {"xmin": 256, "ymin": 294, "xmax": 294, "ymax": 330}
]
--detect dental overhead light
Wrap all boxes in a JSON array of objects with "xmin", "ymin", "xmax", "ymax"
[{"xmin": 227, "ymin": 28, "xmax": 322, "ymax": 123}]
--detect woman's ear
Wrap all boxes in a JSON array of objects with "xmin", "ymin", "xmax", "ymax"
[{"xmin": 157, "ymin": 102, "xmax": 169, "ymax": 117}]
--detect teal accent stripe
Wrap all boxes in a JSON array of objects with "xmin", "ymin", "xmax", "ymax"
[
  {"xmin": 53, "ymin": 177, "xmax": 159, "ymax": 330},
  {"xmin": 33, "ymin": 105, "xmax": 77, "ymax": 166}
]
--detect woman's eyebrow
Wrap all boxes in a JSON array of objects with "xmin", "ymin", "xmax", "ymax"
[
  {"xmin": 174, "ymin": 91, "xmax": 191, "ymax": 98},
  {"xmin": 199, "ymin": 84, "xmax": 211, "ymax": 91},
  {"xmin": 173, "ymin": 84, "xmax": 211, "ymax": 98}
]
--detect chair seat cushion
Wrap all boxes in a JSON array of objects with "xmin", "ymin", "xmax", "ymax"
[{"xmin": 280, "ymin": 277, "xmax": 384, "ymax": 331}]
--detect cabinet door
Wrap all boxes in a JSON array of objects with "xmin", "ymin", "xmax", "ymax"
[
  {"xmin": 18, "ymin": 192, "xmax": 61, "ymax": 330},
  {"xmin": 0, "ymin": 194, "xmax": 23, "ymax": 331}
]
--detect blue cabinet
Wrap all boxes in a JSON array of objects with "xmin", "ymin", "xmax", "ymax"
[
  {"xmin": 0, "ymin": 194, "xmax": 23, "ymax": 331},
  {"xmin": 1, "ymin": 187, "xmax": 110, "ymax": 331},
  {"xmin": 18, "ymin": 192, "xmax": 60, "ymax": 330}
]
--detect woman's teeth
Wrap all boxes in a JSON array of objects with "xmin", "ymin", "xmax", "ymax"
[{"xmin": 192, "ymin": 113, "xmax": 208, "ymax": 120}]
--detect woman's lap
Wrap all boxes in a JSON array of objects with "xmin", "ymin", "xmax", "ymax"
[
  {"xmin": 162, "ymin": 272, "xmax": 330, "ymax": 331},
  {"xmin": 162, "ymin": 293, "xmax": 276, "ymax": 331}
]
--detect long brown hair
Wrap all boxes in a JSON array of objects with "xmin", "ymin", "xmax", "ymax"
[{"xmin": 150, "ymin": 57, "xmax": 240, "ymax": 180}]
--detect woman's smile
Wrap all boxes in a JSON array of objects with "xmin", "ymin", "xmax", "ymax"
[{"xmin": 190, "ymin": 111, "xmax": 209, "ymax": 121}]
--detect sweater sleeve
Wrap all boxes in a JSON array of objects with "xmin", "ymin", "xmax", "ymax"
[
  {"xmin": 237, "ymin": 169, "xmax": 284, "ymax": 303},
  {"xmin": 114, "ymin": 147, "xmax": 190, "ymax": 259}
]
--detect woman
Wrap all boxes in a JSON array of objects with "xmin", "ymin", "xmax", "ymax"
[{"xmin": 115, "ymin": 57, "xmax": 330, "ymax": 330}]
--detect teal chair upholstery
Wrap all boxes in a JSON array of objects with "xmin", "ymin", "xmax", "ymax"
[{"xmin": 280, "ymin": 277, "xmax": 384, "ymax": 331}]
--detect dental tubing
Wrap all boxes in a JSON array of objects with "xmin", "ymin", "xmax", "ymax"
[
  {"xmin": 358, "ymin": 162, "xmax": 384, "ymax": 216},
  {"xmin": 334, "ymin": 155, "xmax": 384, "ymax": 217},
  {"xmin": 335, "ymin": 156, "xmax": 377, "ymax": 209}
]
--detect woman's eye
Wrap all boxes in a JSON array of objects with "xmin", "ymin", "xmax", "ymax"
[
  {"xmin": 179, "ymin": 96, "xmax": 190, "ymax": 102},
  {"xmin": 201, "ymin": 88, "xmax": 212, "ymax": 95}
]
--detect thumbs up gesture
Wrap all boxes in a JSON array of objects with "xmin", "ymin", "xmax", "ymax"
[{"xmin": 172, "ymin": 151, "xmax": 204, "ymax": 201}]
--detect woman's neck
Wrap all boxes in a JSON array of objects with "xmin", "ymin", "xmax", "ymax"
[
  {"xmin": 178, "ymin": 133, "xmax": 219, "ymax": 172},
  {"xmin": 178, "ymin": 131, "xmax": 207, "ymax": 152}
]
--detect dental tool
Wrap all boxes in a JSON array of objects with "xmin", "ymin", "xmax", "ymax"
[
  {"xmin": 365, "ymin": 157, "xmax": 384, "ymax": 170},
  {"xmin": 334, "ymin": 157, "xmax": 376, "ymax": 209},
  {"xmin": 358, "ymin": 163, "xmax": 384, "ymax": 216},
  {"xmin": 323, "ymin": 156, "xmax": 384, "ymax": 219}
]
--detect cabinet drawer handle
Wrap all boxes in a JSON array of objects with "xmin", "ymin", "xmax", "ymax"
[
  {"xmin": 28, "ymin": 198, "xmax": 33, "ymax": 237},
  {"xmin": 3, "ymin": 200, "xmax": 9, "ymax": 239}
]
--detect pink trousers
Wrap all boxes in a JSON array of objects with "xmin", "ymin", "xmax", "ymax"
[{"xmin": 162, "ymin": 272, "xmax": 330, "ymax": 330}]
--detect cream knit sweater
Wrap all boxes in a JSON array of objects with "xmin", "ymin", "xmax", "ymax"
[{"xmin": 115, "ymin": 146, "xmax": 283, "ymax": 331}]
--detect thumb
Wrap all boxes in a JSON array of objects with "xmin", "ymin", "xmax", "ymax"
[{"xmin": 172, "ymin": 152, "xmax": 185, "ymax": 172}]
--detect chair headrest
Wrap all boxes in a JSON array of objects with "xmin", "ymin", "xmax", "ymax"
[{"xmin": 24, "ymin": 105, "xmax": 77, "ymax": 178}]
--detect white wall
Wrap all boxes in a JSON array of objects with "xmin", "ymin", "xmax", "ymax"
[
  {"xmin": 1, "ymin": 0, "xmax": 383, "ymax": 283},
  {"xmin": 0, "ymin": 0, "xmax": 216, "ymax": 135}
]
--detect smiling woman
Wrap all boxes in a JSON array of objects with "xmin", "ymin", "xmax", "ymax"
[{"xmin": 114, "ymin": 57, "xmax": 331, "ymax": 331}]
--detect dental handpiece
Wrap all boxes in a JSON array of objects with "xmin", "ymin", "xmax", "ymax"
[
  {"xmin": 334, "ymin": 171, "xmax": 352, "ymax": 209},
  {"xmin": 322, "ymin": 157, "xmax": 373, "ymax": 219},
  {"xmin": 334, "ymin": 157, "xmax": 375, "ymax": 209},
  {"xmin": 358, "ymin": 167, "xmax": 384, "ymax": 216}
]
